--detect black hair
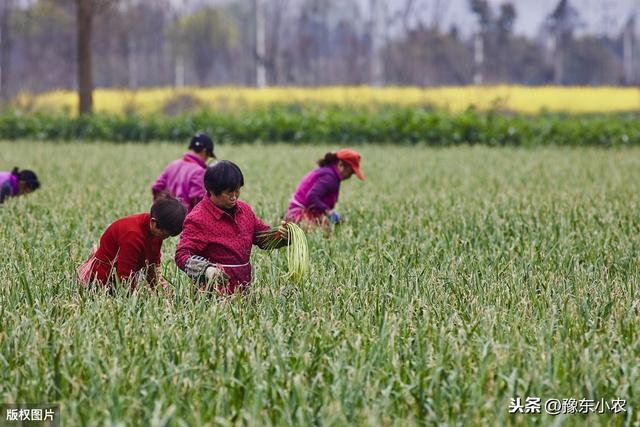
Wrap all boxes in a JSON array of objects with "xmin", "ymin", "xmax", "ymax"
[
  {"xmin": 12, "ymin": 167, "xmax": 40, "ymax": 190},
  {"xmin": 150, "ymin": 196, "xmax": 187, "ymax": 236},
  {"xmin": 204, "ymin": 160, "xmax": 244, "ymax": 196},
  {"xmin": 317, "ymin": 152, "xmax": 339, "ymax": 167}
]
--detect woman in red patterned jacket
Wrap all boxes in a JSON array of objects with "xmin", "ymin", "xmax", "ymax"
[{"xmin": 175, "ymin": 160, "xmax": 290, "ymax": 295}]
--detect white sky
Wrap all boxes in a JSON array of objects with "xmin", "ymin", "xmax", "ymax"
[
  {"xmin": 238, "ymin": 0, "xmax": 640, "ymax": 37},
  {"xmin": 21, "ymin": 0, "xmax": 640, "ymax": 38}
]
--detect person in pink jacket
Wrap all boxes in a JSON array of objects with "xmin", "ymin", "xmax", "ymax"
[
  {"xmin": 175, "ymin": 160, "xmax": 289, "ymax": 295},
  {"xmin": 286, "ymin": 148, "xmax": 364, "ymax": 228},
  {"xmin": 151, "ymin": 133, "xmax": 216, "ymax": 212},
  {"xmin": 0, "ymin": 167, "xmax": 40, "ymax": 204}
]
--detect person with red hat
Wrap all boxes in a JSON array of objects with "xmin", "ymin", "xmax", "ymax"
[
  {"xmin": 285, "ymin": 148, "xmax": 364, "ymax": 228},
  {"xmin": 151, "ymin": 133, "xmax": 216, "ymax": 212}
]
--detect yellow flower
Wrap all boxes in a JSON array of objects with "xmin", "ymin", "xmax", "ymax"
[{"xmin": 16, "ymin": 85, "xmax": 640, "ymax": 115}]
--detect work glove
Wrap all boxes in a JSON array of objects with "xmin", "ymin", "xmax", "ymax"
[
  {"xmin": 327, "ymin": 211, "xmax": 341, "ymax": 224},
  {"xmin": 184, "ymin": 255, "xmax": 210, "ymax": 279},
  {"xmin": 184, "ymin": 255, "xmax": 228, "ymax": 282},
  {"xmin": 204, "ymin": 265, "xmax": 229, "ymax": 285},
  {"xmin": 185, "ymin": 255, "xmax": 228, "ymax": 284}
]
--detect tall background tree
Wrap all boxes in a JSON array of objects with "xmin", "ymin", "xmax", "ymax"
[
  {"xmin": 76, "ymin": 0, "xmax": 94, "ymax": 114},
  {"xmin": 169, "ymin": 6, "xmax": 238, "ymax": 86},
  {"xmin": 0, "ymin": 0, "xmax": 14, "ymax": 104},
  {"xmin": 622, "ymin": 14, "xmax": 636, "ymax": 84},
  {"xmin": 544, "ymin": 0, "xmax": 582, "ymax": 85}
]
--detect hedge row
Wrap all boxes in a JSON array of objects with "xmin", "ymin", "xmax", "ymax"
[{"xmin": 0, "ymin": 108, "xmax": 638, "ymax": 146}]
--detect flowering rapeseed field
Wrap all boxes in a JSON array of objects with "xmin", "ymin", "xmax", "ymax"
[{"xmin": 17, "ymin": 85, "xmax": 640, "ymax": 115}]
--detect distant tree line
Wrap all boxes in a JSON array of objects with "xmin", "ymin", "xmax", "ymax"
[{"xmin": 0, "ymin": 0, "xmax": 637, "ymax": 113}]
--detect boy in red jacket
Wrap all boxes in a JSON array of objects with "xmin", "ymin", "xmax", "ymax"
[
  {"xmin": 175, "ymin": 160, "xmax": 289, "ymax": 295},
  {"xmin": 77, "ymin": 197, "xmax": 187, "ymax": 290}
]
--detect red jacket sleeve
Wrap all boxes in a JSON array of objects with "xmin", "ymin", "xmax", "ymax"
[
  {"xmin": 175, "ymin": 216, "xmax": 209, "ymax": 270},
  {"xmin": 253, "ymin": 211, "xmax": 287, "ymax": 249}
]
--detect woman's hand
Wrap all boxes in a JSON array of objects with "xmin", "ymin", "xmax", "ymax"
[
  {"xmin": 205, "ymin": 265, "xmax": 229, "ymax": 285},
  {"xmin": 327, "ymin": 211, "xmax": 341, "ymax": 224},
  {"xmin": 158, "ymin": 274, "xmax": 169, "ymax": 289},
  {"xmin": 276, "ymin": 220, "xmax": 289, "ymax": 241}
]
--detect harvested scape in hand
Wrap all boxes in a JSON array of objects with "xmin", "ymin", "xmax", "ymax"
[{"xmin": 259, "ymin": 222, "xmax": 309, "ymax": 283}]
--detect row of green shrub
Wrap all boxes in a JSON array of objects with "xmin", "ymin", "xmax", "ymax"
[{"xmin": 0, "ymin": 108, "xmax": 638, "ymax": 146}]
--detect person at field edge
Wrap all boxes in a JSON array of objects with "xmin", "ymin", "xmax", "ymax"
[
  {"xmin": 77, "ymin": 196, "xmax": 187, "ymax": 291},
  {"xmin": 285, "ymin": 149, "xmax": 364, "ymax": 228},
  {"xmin": 0, "ymin": 167, "xmax": 40, "ymax": 204},
  {"xmin": 151, "ymin": 133, "xmax": 216, "ymax": 212},
  {"xmin": 175, "ymin": 160, "xmax": 290, "ymax": 295}
]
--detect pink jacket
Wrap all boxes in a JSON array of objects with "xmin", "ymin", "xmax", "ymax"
[
  {"xmin": 175, "ymin": 197, "xmax": 272, "ymax": 293},
  {"xmin": 286, "ymin": 165, "xmax": 342, "ymax": 220},
  {"xmin": 0, "ymin": 171, "xmax": 19, "ymax": 203},
  {"xmin": 152, "ymin": 153, "xmax": 207, "ymax": 211}
]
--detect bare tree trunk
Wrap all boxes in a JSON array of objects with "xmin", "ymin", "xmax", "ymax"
[
  {"xmin": 369, "ymin": 0, "xmax": 383, "ymax": 87},
  {"xmin": 473, "ymin": 32, "xmax": 483, "ymax": 85},
  {"xmin": 255, "ymin": 0, "xmax": 267, "ymax": 87},
  {"xmin": 553, "ymin": 37, "xmax": 564, "ymax": 85},
  {"xmin": 161, "ymin": 34, "xmax": 172, "ymax": 87},
  {"xmin": 623, "ymin": 16, "xmax": 635, "ymax": 85},
  {"xmin": 623, "ymin": 31, "xmax": 633, "ymax": 85},
  {"xmin": 175, "ymin": 54, "xmax": 185, "ymax": 88},
  {"xmin": 128, "ymin": 37, "xmax": 137, "ymax": 89},
  {"xmin": 77, "ymin": 0, "xmax": 94, "ymax": 115},
  {"xmin": 0, "ymin": 0, "xmax": 12, "ymax": 103},
  {"xmin": 268, "ymin": 0, "xmax": 287, "ymax": 85}
]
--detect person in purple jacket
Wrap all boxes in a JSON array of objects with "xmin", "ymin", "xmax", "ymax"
[
  {"xmin": 0, "ymin": 167, "xmax": 40, "ymax": 204},
  {"xmin": 286, "ymin": 148, "xmax": 364, "ymax": 228},
  {"xmin": 151, "ymin": 133, "xmax": 216, "ymax": 212}
]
